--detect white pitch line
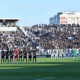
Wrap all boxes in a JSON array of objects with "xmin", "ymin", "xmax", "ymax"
[{"xmin": 36, "ymin": 77, "xmax": 56, "ymax": 80}]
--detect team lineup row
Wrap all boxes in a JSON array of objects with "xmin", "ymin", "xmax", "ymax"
[{"xmin": 0, "ymin": 48, "xmax": 37, "ymax": 63}]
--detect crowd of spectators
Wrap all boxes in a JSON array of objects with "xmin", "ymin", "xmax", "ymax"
[
  {"xmin": 29, "ymin": 24, "xmax": 80, "ymax": 50},
  {"xmin": 0, "ymin": 24, "xmax": 80, "ymax": 58}
]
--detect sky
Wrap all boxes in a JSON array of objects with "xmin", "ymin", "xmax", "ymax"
[{"xmin": 0, "ymin": 0, "xmax": 80, "ymax": 26}]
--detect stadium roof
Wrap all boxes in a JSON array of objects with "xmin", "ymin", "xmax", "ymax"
[{"xmin": 0, "ymin": 18, "xmax": 19, "ymax": 22}]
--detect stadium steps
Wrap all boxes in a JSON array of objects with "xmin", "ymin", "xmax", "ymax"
[{"xmin": 16, "ymin": 26, "xmax": 25, "ymax": 36}]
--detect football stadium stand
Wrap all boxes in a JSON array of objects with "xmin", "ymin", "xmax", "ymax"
[{"xmin": 0, "ymin": 18, "xmax": 80, "ymax": 63}]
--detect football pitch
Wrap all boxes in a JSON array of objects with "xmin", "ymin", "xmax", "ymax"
[{"xmin": 0, "ymin": 57, "xmax": 80, "ymax": 80}]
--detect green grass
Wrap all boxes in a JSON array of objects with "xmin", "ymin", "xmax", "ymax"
[{"xmin": 0, "ymin": 57, "xmax": 80, "ymax": 80}]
